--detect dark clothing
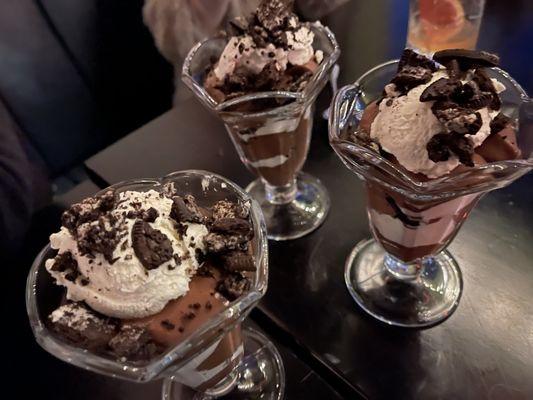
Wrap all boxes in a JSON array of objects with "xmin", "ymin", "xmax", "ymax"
[{"xmin": 0, "ymin": 98, "xmax": 50, "ymax": 256}]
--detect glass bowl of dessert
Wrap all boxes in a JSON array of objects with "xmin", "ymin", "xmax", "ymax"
[
  {"xmin": 329, "ymin": 49, "xmax": 532, "ymax": 328},
  {"xmin": 26, "ymin": 170, "xmax": 285, "ymax": 399},
  {"xmin": 182, "ymin": 0, "xmax": 340, "ymax": 241}
]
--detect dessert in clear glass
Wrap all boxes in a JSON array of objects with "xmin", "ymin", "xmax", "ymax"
[
  {"xmin": 26, "ymin": 170, "xmax": 285, "ymax": 399},
  {"xmin": 182, "ymin": 0, "xmax": 340, "ymax": 240},
  {"xmin": 329, "ymin": 49, "xmax": 532, "ymax": 328}
]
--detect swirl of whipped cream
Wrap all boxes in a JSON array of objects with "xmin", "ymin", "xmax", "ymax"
[
  {"xmin": 214, "ymin": 24, "xmax": 317, "ymax": 82},
  {"xmin": 46, "ymin": 190, "xmax": 208, "ymax": 319}
]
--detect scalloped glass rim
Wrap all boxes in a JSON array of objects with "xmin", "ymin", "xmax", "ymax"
[
  {"xmin": 329, "ymin": 60, "xmax": 533, "ymax": 199},
  {"xmin": 181, "ymin": 23, "xmax": 340, "ymax": 119},
  {"xmin": 26, "ymin": 170, "xmax": 268, "ymax": 382}
]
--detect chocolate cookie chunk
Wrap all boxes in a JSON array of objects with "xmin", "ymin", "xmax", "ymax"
[
  {"xmin": 49, "ymin": 303, "xmax": 117, "ymax": 352},
  {"xmin": 61, "ymin": 190, "xmax": 117, "ymax": 234},
  {"xmin": 77, "ymin": 217, "xmax": 121, "ymax": 262},
  {"xmin": 490, "ymin": 112, "xmax": 512, "ymax": 134},
  {"xmin": 445, "ymin": 59, "xmax": 465, "ymax": 80},
  {"xmin": 398, "ymin": 49, "xmax": 437, "ymax": 72},
  {"xmin": 419, "ymin": 78, "xmax": 458, "ymax": 102},
  {"xmin": 108, "ymin": 325, "xmax": 160, "ymax": 360},
  {"xmin": 132, "ymin": 220, "xmax": 173, "ymax": 270},
  {"xmin": 217, "ymin": 273, "xmax": 252, "ymax": 301},
  {"xmin": 204, "ymin": 232, "xmax": 249, "ymax": 254},
  {"xmin": 446, "ymin": 111, "xmax": 482, "ymax": 136},
  {"xmin": 450, "ymin": 82, "xmax": 477, "ymax": 104},
  {"xmin": 432, "ymin": 103, "xmax": 482, "ymax": 135},
  {"xmin": 391, "ymin": 66, "xmax": 433, "ymax": 93},
  {"xmin": 426, "ymin": 132, "xmax": 474, "ymax": 166},
  {"xmin": 433, "ymin": 49, "xmax": 500, "ymax": 70},
  {"xmin": 170, "ymin": 196, "xmax": 204, "ymax": 224},
  {"xmin": 427, "ymin": 133, "xmax": 452, "ymax": 162},
  {"xmin": 211, "ymin": 217, "xmax": 252, "ymax": 236},
  {"xmin": 223, "ymin": 251, "xmax": 256, "ymax": 272},
  {"xmin": 50, "ymin": 251, "xmax": 78, "ymax": 273},
  {"xmin": 256, "ymin": 0, "xmax": 293, "ymax": 32},
  {"xmin": 449, "ymin": 133, "xmax": 475, "ymax": 166},
  {"xmin": 465, "ymin": 92, "xmax": 494, "ymax": 110}
]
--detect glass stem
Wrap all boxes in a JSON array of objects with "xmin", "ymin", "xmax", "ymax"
[
  {"xmin": 264, "ymin": 179, "xmax": 297, "ymax": 205},
  {"xmin": 383, "ymin": 254, "xmax": 422, "ymax": 281},
  {"xmin": 198, "ymin": 369, "xmax": 239, "ymax": 399}
]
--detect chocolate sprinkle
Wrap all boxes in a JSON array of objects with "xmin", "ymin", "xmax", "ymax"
[{"xmin": 161, "ymin": 320, "xmax": 175, "ymax": 330}]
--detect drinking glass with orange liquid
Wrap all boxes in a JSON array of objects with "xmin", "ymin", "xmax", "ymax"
[{"xmin": 407, "ymin": 0, "xmax": 485, "ymax": 55}]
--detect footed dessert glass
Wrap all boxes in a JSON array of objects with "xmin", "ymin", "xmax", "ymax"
[
  {"xmin": 26, "ymin": 170, "xmax": 285, "ymax": 399},
  {"xmin": 182, "ymin": 24, "xmax": 340, "ymax": 240},
  {"xmin": 329, "ymin": 61, "xmax": 532, "ymax": 328}
]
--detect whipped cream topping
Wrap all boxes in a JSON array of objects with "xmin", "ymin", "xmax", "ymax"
[
  {"xmin": 46, "ymin": 190, "xmax": 208, "ymax": 319},
  {"xmin": 370, "ymin": 70, "xmax": 503, "ymax": 178},
  {"xmin": 214, "ymin": 25, "xmax": 317, "ymax": 82}
]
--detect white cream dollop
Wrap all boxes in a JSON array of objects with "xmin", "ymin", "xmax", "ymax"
[
  {"xmin": 370, "ymin": 70, "xmax": 502, "ymax": 178},
  {"xmin": 214, "ymin": 25, "xmax": 316, "ymax": 82},
  {"xmin": 46, "ymin": 190, "xmax": 208, "ymax": 319}
]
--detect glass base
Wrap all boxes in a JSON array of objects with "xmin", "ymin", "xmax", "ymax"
[
  {"xmin": 162, "ymin": 327, "xmax": 285, "ymax": 400},
  {"xmin": 345, "ymin": 238, "xmax": 463, "ymax": 328},
  {"xmin": 246, "ymin": 172, "xmax": 330, "ymax": 241}
]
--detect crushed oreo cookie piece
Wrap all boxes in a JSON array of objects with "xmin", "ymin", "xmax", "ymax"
[
  {"xmin": 450, "ymin": 82, "xmax": 477, "ymax": 104},
  {"xmin": 131, "ymin": 220, "xmax": 173, "ymax": 270},
  {"xmin": 228, "ymin": 16, "xmax": 249, "ymax": 36},
  {"xmin": 426, "ymin": 132, "xmax": 474, "ymax": 166},
  {"xmin": 444, "ymin": 58, "xmax": 464, "ymax": 80},
  {"xmin": 49, "ymin": 303, "xmax": 117, "ymax": 352},
  {"xmin": 50, "ymin": 251, "xmax": 78, "ymax": 273},
  {"xmin": 212, "ymin": 200, "xmax": 249, "ymax": 220},
  {"xmin": 108, "ymin": 325, "xmax": 160, "ymax": 360},
  {"xmin": 170, "ymin": 196, "xmax": 204, "ymax": 224},
  {"xmin": 61, "ymin": 190, "xmax": 116, "ymax": 234},
  {"xmin": 223, "ymin": 251, "xmax": 256, "ymax": 272},
  {"xmin": 433, "ymin": 49, "xmax": 499, "ymax": 70},
  {"xmin": 256, "ymin": 0, "xmax": 293, "ymax": 32},
  {"xmin": 427, "ymin": 133, "xmax": 452, "ymax": 162},
  {"xmin": 204, "ymin": 232, "xmax": 249, "ymax": 254},
  {"xmin": 217, "ymin": 273, "xmax": 251, "ymax": 301},
  {"xmin": 211, "ymin": 218, "xmax": 252, "ymax": 237},
  {"xmin": 449, "ymin": 133, "xmax": 475, "ymax": 166},
  {"xmin": 490, "ymin": 112, "xmax": 512, "ymax": 134},
  {"xmin": 465, "ymin": 92, "xmax": 494, "ymax": 110},
  {"xmin": 143, "ymin": 207, "xmax": 159, "ymax": 223},
  {"xmin": 445, "ymin": 111, "xmax": 482, "ymax": 136},
  {"xmin": 391, "ymin": 66, "xmax": 433, "ymax": 93},
  {"xmin": 419, "ymin": 78, "xmax": 457, "ymax": 102},
  {"xmin": 398, "ymin": 49, "xmax": 437, "ymax": 72},
  {"xmin": 77, "ymin": 217, "xmax": 121, "ymax": 262}
]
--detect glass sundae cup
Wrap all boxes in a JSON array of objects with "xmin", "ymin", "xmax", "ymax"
[
  {"xmin": 26, "ymin": 170, "xmax": 285, "ymax": 399},
  {"xmin": 329, "ymin": 61, "xmax": 532, "ymax": 328},
  {"xmin": 182, "ymin": 24, "xmax": 340, "ymax": 240}
]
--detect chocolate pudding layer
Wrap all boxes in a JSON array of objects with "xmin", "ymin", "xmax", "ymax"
[
  {"xmin": 227, "ymin": 107, "xmax": 312, "ymax": 186},
  {"xmin": 346, "ymin": 49, "xmax": 524, "ymax": 262},
  {"xmin": 44, "ymin": 185, "xmax": 256, "ymax": 388},
  {"xmin": 366, "ymin": 182, "xmax": 481, "ymax": 262}
]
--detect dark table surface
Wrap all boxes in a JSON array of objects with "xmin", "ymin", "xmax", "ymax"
[{"xmin": 20, "ymin": 0, "xmax": 533, "ymax": 399}]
